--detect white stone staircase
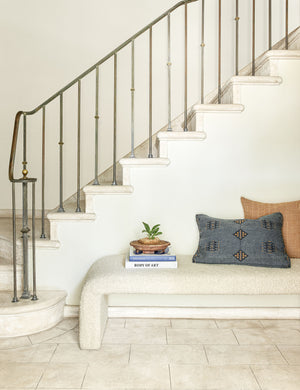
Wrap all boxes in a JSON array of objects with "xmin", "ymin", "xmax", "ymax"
[
  {"xmin": 41, "ymin": 47, "xmax": 300, "ymax": 298},
  {"xmin": 1, "ymin": 27, "xmax": 300, "ymax": 336}
]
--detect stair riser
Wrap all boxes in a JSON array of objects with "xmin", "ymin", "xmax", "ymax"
[
  {"xmin": 0, "ymin": 267, "xmax": 22, "ymax": 291},
  {"xmin": 0, "ymin": 237, "xmax": 22, "ymax": 264}
]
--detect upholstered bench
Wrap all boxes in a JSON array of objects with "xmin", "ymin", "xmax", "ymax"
[{"xmin": 79, "ymin": 254, "xmax": 300, "ymax": 349}]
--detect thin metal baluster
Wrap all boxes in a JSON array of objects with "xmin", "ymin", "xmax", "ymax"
[
  {"xmin": 23, "ymin": 114, "xmax": 27, "ymax": 172},
  {"xmin": 76, "ymin": 80, "xmax": 82, "ymax": 212},
  {"xmin": 11, "ymin": 182, "xmax": 18, "ymax": 302},
  {"xmin": 269, "ymin": 0, "xmax": 272, "ymax": 50},
  {"xmin": 218, "ymin": 0, "xmax": 222, "ymax": 103},
  {"xmin": 21, "ymin": 113, "xmax": 30, "ymax": 298},
  {"xmin": 40, "ymin": 107, "xmax": 46, "ymax": 238},
  {"xmin": 21, "ymin": 175, "xmax": 30, "ymax": 299},
  {"xmin": 58, "ymin": 93, "xmax": 65, "ymax": 212},
  {"xmin": 112, "ymin": 54, "xmax": 118, "ymax": 185},
  {"xmin": 183, "ymin": 1, "xmax": 188, "ymax": 130},
  {"xmin": 252, "ymin": 0, "xmax": 256, "ymax": 76},
  {"xmin": 130, "ymin": 40, "xmax": 136, "ymax": 156},
  {"xmin": 285, "ymin": 0, "xmax": 289, "ymax": 49},
  {"xmin": 167, "ymin": 13, "xmax": 173, "ymax": 130},
  {"xmin": 200, "ymin": 0, "xmax": 205, "ymax": 103},
  {"xmin": 235, "ymin": 0, "xmax": 239, "ymax": 75},
  {"xmin": 94, "ymin": 66, "xmax": 100, "ymax": 185},
  {"xmin": 148, "ymin": 26, "xmax": 154, "ymax": 156},
  {"xmin": 31, "ymin": 181, "xmax": 38, "ymax": 301}
]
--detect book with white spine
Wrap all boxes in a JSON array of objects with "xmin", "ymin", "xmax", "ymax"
[{"xmin": 125, "ymin": 257, "xmax": 177, "ymax": 269}]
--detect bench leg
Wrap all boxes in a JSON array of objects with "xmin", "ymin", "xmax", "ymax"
[{"xmin": 79, "ymin": 293, "xmax": 108, "ymax": 350}]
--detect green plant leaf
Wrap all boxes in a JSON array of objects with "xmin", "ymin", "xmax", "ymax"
[
  {"xmin": 156, "ymin": 232, "xmax": 163, "ymax": 235},
  {"xmin": 152, "ymin": 227, "xmax": 160, "ymax": 235},
  {"xmin": 152, "ymin": 224, "xmax": 160, "ymax": 231},
  {"xmin": 142, "ymin": 222, "xmax": 150, "ymax": 234}
]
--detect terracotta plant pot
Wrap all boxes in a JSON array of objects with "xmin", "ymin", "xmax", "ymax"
[
  {"xmin": 130, "ymin": 240, "xmax": 171, "ymax": 254},
  {"xmin": 138, "ymin": 237, "xmax": 161, "ymax": 245}
]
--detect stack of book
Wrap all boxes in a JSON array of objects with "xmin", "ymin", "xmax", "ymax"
[{"xmin": 125, "ymin": 247, "xmax": 177, "ymax": 269}]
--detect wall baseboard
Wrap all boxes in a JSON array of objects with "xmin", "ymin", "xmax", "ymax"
[
  {"xmin": 64, "ymin": 305, "xmax": 79, "ymax": 318},
  {"xmin": 65, "ymin": 305, "xmax": 300, "ymax": 319},
  {"xmin": 109, "ymin": 306, "xmax": 300, "ymax": 319}
]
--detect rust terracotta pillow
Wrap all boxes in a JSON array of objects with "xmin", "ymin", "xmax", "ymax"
[{"xmin": 241, "ymin": 197, "xmax": 300, "ymax": 258}]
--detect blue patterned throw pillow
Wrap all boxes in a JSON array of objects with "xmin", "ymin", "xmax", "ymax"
[{"xmin": 193, "ymin": 213, "xmax": 290, "ymax": 268}]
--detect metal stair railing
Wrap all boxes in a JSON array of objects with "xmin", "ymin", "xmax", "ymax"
[{"xmin": 8, "ymin": 0, "xmax": 293, "ymax": 302}]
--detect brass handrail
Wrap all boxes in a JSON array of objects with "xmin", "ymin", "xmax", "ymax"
[
  {"xmin": 9, "ymin": 111, "xmax": 24, "ymax": 182},
  {"xmin": 8, "ymin": 0, "xmax": 197, "ymax": 182}
]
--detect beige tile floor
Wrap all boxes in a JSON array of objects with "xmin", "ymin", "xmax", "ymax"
[{"xmin": 0, "ymin": 318, "xmax": 299, "ymax": 389}]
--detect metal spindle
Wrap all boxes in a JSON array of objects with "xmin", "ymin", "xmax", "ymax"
[
  {"xmin": 285, "ymin": 0, "xmax": 289, "ymax": 49},
  {"xmin": 112, "ymin": 54, "xmax": 118, "ymax": 185},
  {"xmin": 235, "ymin": 0, "xmax": 239, "ymax": 75},
  {"xmin": 94, "ymin": 66, "xmax": 100, "ymax": 185},
  {"xmin": 218, "ymin": 0, "xmax": 222, "ymax": 103},
  {"xmin": 31, "ymin": 181, "xmax": 38, "ymax": 301},
  {"xmin": 76, "ymin": 80, "xmax": 82, "ymax": 212},
  {"xmin": 183, "ymin": 1, "xmax": 188, "ymax": 130},
  {"xmin": 148, "ymin": 27, "xmax": 153, "ymax": 156},
  {"xmin": 200, "ymin": 0, "xmax": 205, "ymax": 104},
  {"xmin": 167, "ymin": 13, "xmax": 173, "ymax": 130},
  {"xmin": 269, "ymin": 0, "xmax": 272, "ymax": 50},
  {"xmin": 23, "ymin": 114, "xmax": 27, "ymax": 172},
  {"xmin": 130, "ymin": 40, "xmax": 136, "ymax": 156},
  {"xmin": 252, "ymin": 0, "xmax": 256, "ymax": 76},
  {"xmin": 21, "ymin": 112, "xmax": 30, "ymax": 299},
  {"xmin": 11, "ymin": 182, "xmax": 18, "ymax": 302},
  {"xmin": 40, "ymin": 107, "xmax": 46, "ymax": 238},
  {"xmin": 58, "ymin": 93, "xmax": 65, "ymax": 212},
  {"xmin": 21, "ymin": 179, "xmax": 30, "ymax": 299}
]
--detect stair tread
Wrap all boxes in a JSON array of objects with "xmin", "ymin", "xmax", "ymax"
[
  {"xmin": 190, "ymin": 104, "xmax": 244, "ymax": 113},
  {"xmin": 120, "ymin": 157, "xmax": 170, "ymax": 166},
  {"xmin": 84, "ymin": 185, "xmax": 134, "ymax": 195},
  {"xmin": 230, "ymin": 75, "xmax": 282, "ymax": 84}
]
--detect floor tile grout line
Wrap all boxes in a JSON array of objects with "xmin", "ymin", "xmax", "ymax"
[
  {"xmin": 30, "ymin": 328, "xmax": 68, "ymax": 345},
  {"xmin": 128, "ymin": 344, "xmax": 132, "ymax": 363},
  {"xmin": 231, "ymin": 329, "xmax": 240, "ymax": 345},
  {"xmin": 275, "ymin": 344, "xmax": 290, "ymax": 365},
  {"xmin": 48, "ymin": 343, "xmax": 59, "ymax": 363},
  {"xmin": 203, "ymin": 344, "xmax": 210, "ymax": 365},
  {"xmin": 250, "ymin": 365, "xmax": 263, "ymax": 390},
  {"xmin": 214, "ymin": 319, "xmax": 219, "ymax": 328},
  {"xmin": 166, "ymin": 327, "xmax": 169, "ymax": 345},
  {"xmin": 168, "ymin": 363, "xmax": 173, "ymax": 390},
  {"xmin": 259, "ymin": 319, "xmax": 265, "ymax": 328},
  {"xmin": 34, "ymin": 363, "xmax": 48, "ymax": 390},
  {"xmin": 80, "ymin": 363, "xmax": 89, "ymax": 389}
]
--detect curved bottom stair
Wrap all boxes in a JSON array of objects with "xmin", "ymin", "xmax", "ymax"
[{"xmin": 0, "ymin": 290, "xmax": 66, "ymax": 338}]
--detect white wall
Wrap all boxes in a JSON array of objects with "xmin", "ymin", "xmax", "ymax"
[{"xmin": 1, "ymin": 0, "xmax": 299, "ymax": 211}]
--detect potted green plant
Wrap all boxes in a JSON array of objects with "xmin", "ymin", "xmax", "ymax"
[{"xmin": 139, "ymin": 222, "xmax": 163, "ymax": 245}]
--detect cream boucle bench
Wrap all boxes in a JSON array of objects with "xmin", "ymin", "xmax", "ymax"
[{"xmin": 79, "ymin": 254, "xmax": 300, "ymax": 349}]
